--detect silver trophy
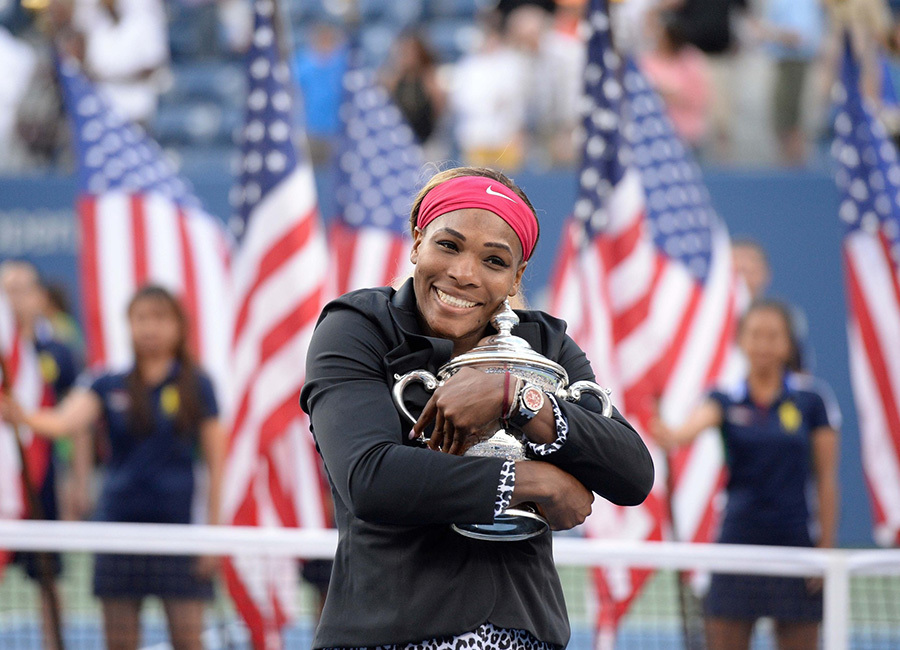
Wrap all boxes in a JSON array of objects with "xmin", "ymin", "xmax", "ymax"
[{"xmin": 392, "ymin": 300, "xmax": 613, "ymax": 541}]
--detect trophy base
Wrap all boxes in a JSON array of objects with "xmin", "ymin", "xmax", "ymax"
[{"xmin": 451, "ymin": 507, "xmax": 549, "ymax": 542}]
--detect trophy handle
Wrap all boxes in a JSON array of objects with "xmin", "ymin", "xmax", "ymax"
[
  {"xmin": 392, "ymin": 370, "xmax": 439, "ymax": 427},
  {"xmin": 565, "ymin": 381, "xmax": 613, "ymax": 418}
]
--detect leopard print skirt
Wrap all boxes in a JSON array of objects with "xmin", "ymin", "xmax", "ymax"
[{"xmin": 326, "ymin": 622, "xmax": 555, "ymax": 649}]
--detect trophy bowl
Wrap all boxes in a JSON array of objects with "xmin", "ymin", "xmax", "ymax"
[{"xmin": 393, "ymin": 300, "xmax": 613, "ymax": 542}]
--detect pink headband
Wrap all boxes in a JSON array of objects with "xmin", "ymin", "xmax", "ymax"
[{"xmin": 416, "ymin": 176, "xmax": 538, "ymax": 261}]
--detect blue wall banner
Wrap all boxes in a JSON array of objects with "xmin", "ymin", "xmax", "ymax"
[{"xmin": 0, "ymin": 167, "xmax": 865, "ymax": 545}]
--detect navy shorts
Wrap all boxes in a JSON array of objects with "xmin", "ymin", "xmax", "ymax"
[
  {"xmin": 705, "ymin": 521, "xmax": 822, "ymax": 622},
  {"xmin": 93, "ymin": 553, "xmax": 214, "ymax": 600},
  {"xmin": 705, "ymin": 572, "xmax": 822, "ymax": 621}
]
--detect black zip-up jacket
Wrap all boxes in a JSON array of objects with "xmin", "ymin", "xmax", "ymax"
[{"xmin": 300, "ymin": 279, "xmax": 654, "ymax": 648}]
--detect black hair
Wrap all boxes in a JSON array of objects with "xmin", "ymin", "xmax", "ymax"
[
  {"xmin": 126, "ymin": 285, "xmax": 204, "ymax": 437},
  {"xmin": 738, "ymin": 299, "xmax": 803, "ymax": 372}
]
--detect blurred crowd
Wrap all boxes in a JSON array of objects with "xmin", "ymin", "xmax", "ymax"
[{"xmin": 3, "ymin": 0, "xmax": 900, "ymax": 174}]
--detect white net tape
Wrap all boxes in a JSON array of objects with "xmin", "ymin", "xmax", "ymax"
[{"xmin": 0, "ymin": 520, "xmax": 896, "ymax": 649}]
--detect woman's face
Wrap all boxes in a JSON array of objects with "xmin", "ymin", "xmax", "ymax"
[
  {"xmin": 410, "ymin": 207, "xmax": 527, "ymax": 351},
  {"xmin": 129, "ymin": 297, "xmax": 181, "ymax": 359},
  {"xmin": 738, "ymin": 308, "xmax": 792, "ymax": 375}
]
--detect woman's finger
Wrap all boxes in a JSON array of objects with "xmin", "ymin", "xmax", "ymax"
[
  {"xmin": 441, "ymin": 419, "xmax": 456, "ymax": 453},
  {"xmin": 428, "ymin": 409, "xmax": 445, "ymax": 451},
  {"xmin": 448, "ymin": 432, "xmax": 463, "ymax": 456},
  {"xmin": 413, "ymin": 395, "xmax": 438, "ymax": 440},
  {"xmin": 449, "ymin": 428, "xmax": 475, "ymax": 456}
]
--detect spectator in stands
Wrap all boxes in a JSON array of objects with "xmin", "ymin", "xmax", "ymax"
[
  {"xmin": 217, "ymin": 0, "xmax": 254, "ymax": 54},
  {"xmin": 506, "ymin": 4, "xmax": 585, "ymax": 166},
  {"xmin": 381, "ymin": 31, "xmax": 445, "ymax": 146},
  {"xmin": 449, "ymin": 16, "xmax": 529, "ymax": 170},
  {"xmin": 641, "ymin": 11, "xmax": 711, "ymax": 151},
  {"xmin": 882, "ymin": 13, "xmax": 900, "ymax": 146},
  {"xmin": 0, "ymin": 260, "xmax": 90, "ymax": 649},
  {"xmin": 0, "ymin": 6, "xmax": 70, "ymax": 171},
  {"xmin": 824, "ymin": 0, "xmax": 892, "ymax": 102},
  {"xmin": 732, "ymin": 238, "xmax": 772, "ymax": 300},
  {"xmin": 496, "ymin": 0, "xmax": 556, "ymax": 19},
  {"xmin": 292, "ymin": 21, "xmax": 348, "ymax": 165},
  {"xmin": 0, "ymin": 285, "xmax": 226, "ymax": 650},
  {"xmin": 612, "ymin": 0, "xmax": 660, "ymax": 55},
  {"xmin": 666, "ymin": 0, "xmax": 748, "ymax": 160},
  {"xmin": 754, "ymin": 0, "xmax": 825, "ymax": 165},
  {"xmin": 652, "ymin": 299, "xmax": 839, "ymax": 650},
  {"xmin": 42, "ymin": 0, "xmax": 169, "ymax": 126},
  {"xmin": 0, "ymin": 25, "xmax": 39, "ymax": 171}
]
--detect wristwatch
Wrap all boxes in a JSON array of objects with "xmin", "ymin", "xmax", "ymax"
[{"xmin": 508, "ymin": 382, "xmax": 545, "ymax": 429}]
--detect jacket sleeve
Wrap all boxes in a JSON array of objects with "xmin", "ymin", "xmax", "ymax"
[
  {"xmin": 300, "ymin": 307, "xmax": 505, "ymax": 527},
  {"xmin": 540, "ymin": 333, "xmax": 655, "ymax": 506}
]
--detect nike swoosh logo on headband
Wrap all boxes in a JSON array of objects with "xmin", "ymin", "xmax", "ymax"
[{"xmin": 486, "ymin": 185, "xmax": 517, "ymax": 203}]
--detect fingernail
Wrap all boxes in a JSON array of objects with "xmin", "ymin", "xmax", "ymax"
[{"xmin": 408, "ymin": 430, "xmax": 416, "ymax": 440}]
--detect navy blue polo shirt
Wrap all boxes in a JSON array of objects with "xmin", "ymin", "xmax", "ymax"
[
  {"xmin": 34, "ymin": 338, "xmax": 78, "ymax": 401},
  {"xmin": 710, "ymin": 373, "xmax": 840, "ymax": 546},
  {"xmin": 83, "ymin": 363, "xmax": 218, "ymax": 525}
]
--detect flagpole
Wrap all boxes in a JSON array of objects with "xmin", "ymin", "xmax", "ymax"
[
  {"xmin": 0, "ymin": 353, "xmax": 65, "ymax": 650},
  {"xmin": 602, "ymin": 2, "xmax": 700, "ymax": 644},
  {"xmin": 662, "ymin": 444, "xmax": 703, "ymax": 649}
]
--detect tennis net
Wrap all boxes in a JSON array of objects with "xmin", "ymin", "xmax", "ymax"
[{"xmin": 0, "ymin": 520, "xmax": 896, "ymax": 649}]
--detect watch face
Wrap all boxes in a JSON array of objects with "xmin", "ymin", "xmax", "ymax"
[{"xmin": 522, "ymin": 387, "xmax": 544, "ymax": 412}]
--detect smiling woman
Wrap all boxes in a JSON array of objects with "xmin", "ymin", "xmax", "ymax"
[{"xmin": 300, "ymin": 166, "xmax": 654, "ymax": 650}]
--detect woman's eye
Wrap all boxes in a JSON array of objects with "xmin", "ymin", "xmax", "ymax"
[
  {"xmin": 486, "ymin": 256, "xmax": 509, "ymax": 268},
  {"xmin": 436, "ymin": 240, "xmax": 458, "ymax": 251}
]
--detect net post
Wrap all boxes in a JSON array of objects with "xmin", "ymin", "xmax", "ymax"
[{"xmin": 823, "ymin": 551, "xmax": 850, "ymax": 650}]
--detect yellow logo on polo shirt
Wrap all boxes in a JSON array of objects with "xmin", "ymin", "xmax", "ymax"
[
  {"xmin": 38, "ymin": 352, "xmax": 59, "ymax": 384},
  {"xmin": 778, "ymin": 401, "xmax": 802, "ymax": 433},
  {"xmin": 160, "ymin": 384, "xmax": 180, "ymax": 416}
]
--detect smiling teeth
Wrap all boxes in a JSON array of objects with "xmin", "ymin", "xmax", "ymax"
[{"xmin": 437, "ymin": 289, "xmax": 477, "ymax": 308}]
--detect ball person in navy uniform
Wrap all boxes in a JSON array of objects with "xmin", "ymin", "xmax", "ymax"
[
  {"xmin": 300, "ymin": 167, "xmax": 654, "ymax": 649},
  {"xmin": 653, "ymin": 299, "xmax": 840, "ymax": 650},
  {"xmin": 1, "ymin": 285, "xmax": 226, "ymax": 650},
  {"xmin": 0, "ymin": 260, "xmax": 91, "ymax": 650}
]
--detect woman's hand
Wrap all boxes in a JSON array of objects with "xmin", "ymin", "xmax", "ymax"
[
  {"xmin": 648, "ymin": 414, "xmax": 678, "ymax": 451},
  {"xmin": 512, "ymin": 461, "xmax": 594, "ymax": 531},
  {"xmin": 412, "ymin": 367, "xmax": 506, "ymax": 455},
  {"xmin": 0, "ymin": 393, "xmax": 26, "ymax": 427},
  {"xmin": 650, "ymin": 399, "xmax": 723, "ymax": 451}
]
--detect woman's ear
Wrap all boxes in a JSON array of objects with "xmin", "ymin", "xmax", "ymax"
[
  {"xmin": 410, "ymin": 227, "xmax": 424, "ymax": 264},
  {"xmin": 509, "ymin": 261, "xmax": 527, "ymax": 297}
]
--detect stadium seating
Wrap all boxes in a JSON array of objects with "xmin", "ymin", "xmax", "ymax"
[{"xmin": 149, "ymin": 0, "xmax": 491, "ymax": 153}]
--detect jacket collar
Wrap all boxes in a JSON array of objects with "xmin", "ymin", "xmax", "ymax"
[{"xmin": 383, "ymin": 278, "xmax": 543, "ymax": 374}]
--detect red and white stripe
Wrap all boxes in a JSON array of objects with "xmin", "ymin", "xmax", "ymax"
[
  {"xmin": 844, "ymin": 229, "xmax": 900, "ymax": 547},
  {"xmin": 78, "ymin": 192, "xmax": 232, "ymax": 395},
  {"xmin": 0, "ymin": 294, "xmax": 48, "ymax": 573},
  {"xmin": 222, "ymin": 165, "xmax": 332, "ymax": 649},
  {"xmin": 330, "ymin": 222, "xmax": 413, "ymax": 295},
  {"xmin": 549, "ymin": 169, "xmax": 741, "ymax": 640}
]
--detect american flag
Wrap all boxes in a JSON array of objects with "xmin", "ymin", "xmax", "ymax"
[
  {"xmin": 220, "ymin": 1, "xmax": 332, "ymax": 647},
  {"xmin": 57, "ymin": 58, "xmax": 232, "ymax": 392},
  {"xmin": 833, "ymin": 42, "xmax": 900, "ymax": 548},
  {"xmin": 330, "ymin": 48, "xmax": 422, "ymax": 295},
  {"xmin": 548, "ymin": 0, "xmax": 741, "ymax": 638},
  {"xmin": 0, "ymin": 291, "xmax": 48, "ymax": 573}
]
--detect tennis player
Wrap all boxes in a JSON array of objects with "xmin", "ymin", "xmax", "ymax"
[{"xmin": 300, "ymin": 166, "xmax": 655, "ymax": 649}]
